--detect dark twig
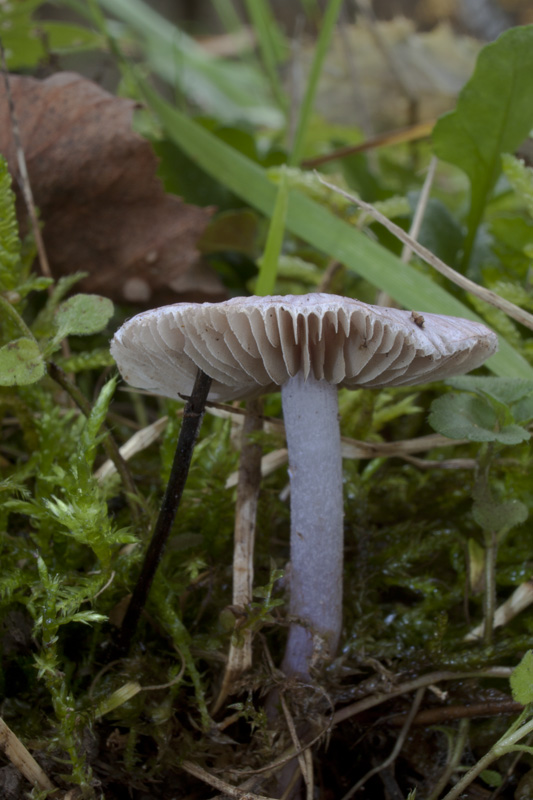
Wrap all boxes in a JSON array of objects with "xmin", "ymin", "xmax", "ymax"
[
  {"xmin": 388, "ymin": 699, "xmax": 523, "ymax": 727},
  {"xmin": 48, "ymin": 362, "xmax": 140, "ymax": 514},
  {"xmin": 116, "ymin": 368, "xmax": 212, "ymax": 655}
]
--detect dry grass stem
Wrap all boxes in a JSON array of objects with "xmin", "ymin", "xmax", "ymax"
[
  {"xmin": 333, "ymin": 666, "xmax": 512, "ymax": 725},
  {"xmin": 317, "ymin": 175, "xmax": 533, "ymax": 332},
  {"xmin": 181, "ymin": 759, "xmax": 277, "ymax": 800},
  {"xmin": 213, "ymin": 398, "xmax": 263, "ymax": 713},
  {"xmin": 0, "ymin": 716, "xmax": 56, "ymax": 792},
  {"xmin": 465, "ymin": 579, "xmax": 533, "ymax": 641},
  {"xmin": 95, "ymin": 416, "xmax": 170, "ymax": 481},
  {"xmin": 280, "ymin": 693, "xmax": 314, "ymax": 800},
  {"xmin": 401, "ymin": 155, "xmax": 437, "ymax": 263}
]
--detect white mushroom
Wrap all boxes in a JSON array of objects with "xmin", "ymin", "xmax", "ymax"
[{"xmin": 111, "ymin": 293, "xmax": 498, "ymax": 677}]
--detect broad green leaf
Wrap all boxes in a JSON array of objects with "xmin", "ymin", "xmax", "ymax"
[
  {"xmin": 510, "ymin": 650, "xmax": 533, "ymax": 705},
  {"xmin": 429, "ymin": 393, "xmax": 530, "ymax": 444},
  {"xmin": 2, "ymin": 22, "xmax": 101, "ymax": 69},
  {"xmin": 139, "ymin": 78, "xmax": 533, "ymax": 379},
  {"xmin": 433, "ymin": 26, "xmax": 533, "ymax": 267},
  {"xmin": 473, "ymin": 496, "xmax": 528, "ymax": 537},
  {"xmin": 502, "ymin": 153, "xmax": 533, "ymax": 218},
  {"xmin": 0, "ymin": 338, "xmax": 45, "ymax": 386},
  {"xmin": 447, "ymin": 376, "xmax": 533, "ymax": 407},
  {"xmin": 53, "ymin": 294, "xmax": 114, "ymax": 340}
]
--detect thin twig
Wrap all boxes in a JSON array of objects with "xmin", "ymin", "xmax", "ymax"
[
  {"xmin": 427, "ymin": 718, "xmax": 470, "ymax": 800},
  {"xmin": 401, "ymin": 156, "xmax": 437, "ymax": 263},
  {"xmin": 212, "ymin": 397, "xmax": 263, "ymax": 714},
  {"xmin": 0, "ymin": 716, "xmax": 56, "ymax": 793},
  {"xmin": 280, "ymin": 693, "xmax": 314, "ymax": 800},
  {"xmin": 465, "ymin": 579, "xmax": 533, "ymax": 641},
  {"xmin": 115, "ymin": 368, "xmax": 212, "ymax": 656},
  {"xmin": 340, "ymin": 687, "xmax": 425, "ymax": 800},
  {"xmin": 388, "ymin": 700, "xmax": 523, "ymax": 727},
  {"xmin": 333, "ymin": 667, "xmax": 513, "ymax": 726},
  {"xmin": 181, "ymin": 759, "xmax": 278, "ymax": 800},
  {"xmin": 94, "ymin": 416, "xmax": 169, "ymax": 482},
  {"xmin": 301, "ymin": 120, "xmax": 434, "ymax": 168},
  {"xmin": 317, "ymin": 175, "xmax": 533, "ymax": 332}
]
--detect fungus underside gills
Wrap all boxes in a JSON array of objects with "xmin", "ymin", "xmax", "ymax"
[{"xmin": 281, "ymin": 372, "xmax": 343, "ymax": 678}]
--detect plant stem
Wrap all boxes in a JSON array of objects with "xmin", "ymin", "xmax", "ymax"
[
  {"xmin": 483, "ymin": 529, "xmax": 497, "ymax": 646},
  {"xmin": 213, "ymin": 396, "xmax": 263, "ymax": 714},
  {"xmin": 116, "ymin": 368, "xmax": 212, "ymax": 656},
  {"xmin": 0, "ymin": 294, "xmax": 35, "ymax": 339},
  {"xmin": 281, "ymin": 372, "xmax": 343, "ymax": 677},
  {"xmin": 48, "ymin": 362, "xmax": 140, "ymax": 514}
]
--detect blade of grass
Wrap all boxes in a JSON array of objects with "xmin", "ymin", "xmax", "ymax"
[
  {"xmin": 243, "ymin": 0, "xmax": 287, "ymax": 110},
  {"xmin": 97, "ymin": 0, "xmax": 282, "ymax": 126},
  {"xmin": 212, "ymin": 0, "xmax": 242, "ymax": 34},
  {"xmin": 256, "ymin": 169, "xmax": 289, "ymax": 295},
  {"xmin": 138, "ymin": 79, "xmax": 532, "ymax": 379},
  {"xmin": 256, "ymin": 0, "xmax": 343, "ymax": 290},
  {"xmin": 288, "ymin": 0, "xmax": 344, "ymax": 165}
]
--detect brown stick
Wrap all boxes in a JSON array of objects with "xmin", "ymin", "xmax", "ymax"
[
  {"xmin": 212, "ymin": 397, "xmax": 263, "ymax": 714},
  {"xmin": 0, "ymin": 716, "xmax": 56, "ymax": 793},
  {"xmin": 388, "ymin": 700, "xmax": 524, "ymax": 727}
]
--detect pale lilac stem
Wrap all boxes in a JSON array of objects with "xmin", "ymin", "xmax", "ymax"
[{"xmin": 281, "ymin": 372, "xmax": 343, "ymax": 677}]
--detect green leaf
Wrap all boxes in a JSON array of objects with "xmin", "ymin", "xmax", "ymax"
[
  {"xmin": 472, "ymin": 497, "xmax": 528, "ymax": 537},
  {"xmin": 480, "ymin": 770, "xmax": 502, "ymax": 788},
  {"xmin": 139, "ymin": 78, "xmax": 532, "ymax": 379},
  {"xmin": 2, "ymin": 22, "xmax": 101, "ymax": 70},
  {"xmin": 447, "ymin": 376, "xmax": 533, "ymax": 407},
  {"xmin": 0, "ymin": 338, "xmax": 45, "ymax": 386},
  {"xmin": 429, "ymin": 393, "xmax": 530, "ymax": 444},
  {"xmin": 502, "ymin": 153, "xmax": 533, "ymax": 218},
  {"xmin": 433, "ymin": 26, "xmax": 533, "ymax": 267},
  {"xmin": 510, "ymin": 650, "xmax": 533, "ymax": 705},
  {"xmin": 53, "ymin": 294, "xmax": 114, "ymax": 340}
]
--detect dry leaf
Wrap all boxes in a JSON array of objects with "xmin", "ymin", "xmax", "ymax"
[{"xmin": 0, "ymin": 72, "xmax": 225, "ymax": 305}]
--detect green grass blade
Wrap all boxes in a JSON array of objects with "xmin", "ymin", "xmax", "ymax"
[
  {"xmin": 140, "ymin": 80, "xmax": 532, "ymax": 379},
  {"xmin": 243, "ymin": 0, "xmax": 287, "ymax": 110},
  {"xmin": 98, "ymin": 0, "xmax": 282, "ymax": 126},
  {"xmin": 256, "ymin": 170, "xmax": 289, "ymax": 296},
  {"xmin": 289, "ymin": 0, "xmax": 344, "ymax": 166}
]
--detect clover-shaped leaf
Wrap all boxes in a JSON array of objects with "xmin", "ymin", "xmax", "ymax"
[
  {"xmin": 0, "ymin": 337, "xmax": 46, "ymax": 385},
  {"xmin": 429, "ymin": 392, "xmax": 530, "ymax": 444},
  {"xmin": 54, "ymin": 294, "xmax": 114, "ymax": 341},
  {"xmin": 511, "ymin": 650, "xmax": 533, "ymax": 705}
]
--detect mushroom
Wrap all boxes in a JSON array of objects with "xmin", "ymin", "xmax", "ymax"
[{"xmin": 111, "ymin": 293, "xmax": 498, "ymax": 677}]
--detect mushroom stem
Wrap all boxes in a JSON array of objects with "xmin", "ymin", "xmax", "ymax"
[{"xmin": 281, "ymin": 372, "xmax": 343, "ymax": 677}]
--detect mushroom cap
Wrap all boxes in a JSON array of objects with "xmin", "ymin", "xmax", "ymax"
[{"xmin": 110, "ymin": 293, "xmax": 498, "ymax": 401}]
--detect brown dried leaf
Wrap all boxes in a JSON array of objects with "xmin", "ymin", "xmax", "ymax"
[{"xmin": 0, "ymin": 72, "xmax": 225, "ymax": 305}]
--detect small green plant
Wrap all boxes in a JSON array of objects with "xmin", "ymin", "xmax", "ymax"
[{"xmin": 430, "ymin": 377, "xmax": 532, "ymax": 644}]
